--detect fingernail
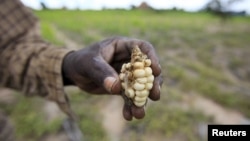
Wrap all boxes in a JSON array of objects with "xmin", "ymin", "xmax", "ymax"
[{"xmin": 104, "ymin": 77, "xmax": 117, "ymax": 94}]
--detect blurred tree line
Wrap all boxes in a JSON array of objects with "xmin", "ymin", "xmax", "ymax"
[
  {"xmin": 203, "ymin": 0, "xmax": 247, "ymax": 21},
  {"xmin": 38, "ymin": 0, "xmax": 248, "ymax": 18}
]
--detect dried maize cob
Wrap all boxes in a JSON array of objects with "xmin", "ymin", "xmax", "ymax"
[{"xmin": 119, "ymin": 46, "xmax": 154, "ymax": 107}]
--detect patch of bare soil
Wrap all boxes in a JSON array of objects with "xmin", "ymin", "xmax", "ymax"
[
  {"xmin": 40, "ymin": 133, "xmax": 69, "ymax": 141},
  {"xmin": 0, "ymin": 89, "xmax": 16, "ymax": 104},
  {"xmin": 192, "ymin": 95, "xmax": 248, "ymax": 124},
  {"xmin": 100, "ymin": 96, "xmax": 126, "ymax": 141},
  {"xmin": 190, "ymin": 94, "xmax": 250, "ymax": 140}
]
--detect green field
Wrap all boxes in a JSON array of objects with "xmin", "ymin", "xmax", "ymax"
[{"xmin": 3, "ymin": 9, "xmax": 250, "ymax": 141}]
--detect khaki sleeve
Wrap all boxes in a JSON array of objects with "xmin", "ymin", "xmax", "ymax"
[{"xmin": 0, "ymin": 34, "xmax": 76, "ymax": 119}]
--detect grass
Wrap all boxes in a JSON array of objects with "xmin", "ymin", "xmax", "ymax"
[
  {"xmin": 1, "ymin": 91, "xmax": 108, "ymax": 141},
  {"xmin": 4, "ymin": 9, "xmax": 249, "ymax": 141},
  {"xmin": 68, "ymin": 91, "xmax": 108, "ymax": 141},
  {"xmin": 2, "ymin": 94, "xmax": 62, "ymax": 141},
  {"xmin": 40, "ymin": 21, "xmax": 64, "ymax": 46}
]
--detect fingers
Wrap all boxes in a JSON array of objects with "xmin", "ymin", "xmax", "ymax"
[
  {"xmin": 97, "ymin": 37, "xmax": 162, "ymax": 121},
  {"xmin": 139, "ymin": 41, "xmax": 161, "ymax": 76},
  {"xmin": 122, "ymin": 103, "xmax": 145, "ymax": 121},
  {"xmin": 103, "ymin": 77, "xmax": 121, "ymax": 94},
  {"xmin": 131, "ymin": 105, "xmax": 145, "ymax": 119},
  {"xmin": 123, "ymin": 104, "xmax": 132, "ymax": 121},
  {"xmin": 100, "ymin": 37, "xmax": 162, "ymax": 93},
  {"xmin": 149, "ymin": 75, "xmax": 163, "ymax": 101}
]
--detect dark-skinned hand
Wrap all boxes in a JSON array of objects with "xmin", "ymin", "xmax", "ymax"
[{"xmin": 62, "ymin": 36, "xmax": 163, "ymax": 121}]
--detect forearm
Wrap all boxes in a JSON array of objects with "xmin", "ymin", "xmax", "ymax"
[{"xmin": 0, "ymin": 34, "xmax": 76, "ymax": 118}]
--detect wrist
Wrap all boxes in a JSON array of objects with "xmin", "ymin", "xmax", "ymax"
[{"xmin": 62, "ymin": 51, "xmax": 75, "ymax": 86}]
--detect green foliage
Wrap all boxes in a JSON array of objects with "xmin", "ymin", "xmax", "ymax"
[
  {"xmin": 6, "ymin": 95, "xmax": 62, "ymax": 141},
  {"xmin": 229, "ymin": 57, "xmax": 244, "ymax": 69},
  {"xmin": 7, "ymin": 9, "xmax": 248, "ymax": 141},
  {"xmin": 68, "ymin": 91, "xmax": 108, "ymax": 141},
  {"xmin": 126, "ymin": 103, "xmax": 209, "ymax": 141},
  {"xmin": 179, "ymin": 74, "xmax": 250, "ymax": 118},
  {"xmin": 40, "ymin": 21, "xmax": 63, "ymax": 45}
]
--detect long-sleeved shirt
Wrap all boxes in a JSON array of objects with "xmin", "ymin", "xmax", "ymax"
[{"xmin": 0, "ymin": 0, "xmax": 75, "ymax": 119}]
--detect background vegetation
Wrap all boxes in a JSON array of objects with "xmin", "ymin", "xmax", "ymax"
[{"xmin": 2, "ymin": 9, "xmax": 250, "ymax": 141}]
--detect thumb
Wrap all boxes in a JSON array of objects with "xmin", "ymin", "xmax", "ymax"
[
  {"xmin": 89, "ymin": 56, "xmax": 121, "ymax": 94},
  {"xmin": 103, "ymin": 76, "xmax": 121, "ymax": 94}
]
